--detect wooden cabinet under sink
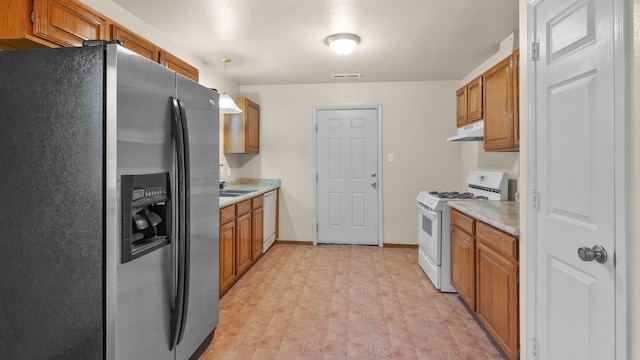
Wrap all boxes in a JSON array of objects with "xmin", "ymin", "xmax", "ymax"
[{"xmin": 219, "ymin": 191, "xmax": 273, "ymax": 297}]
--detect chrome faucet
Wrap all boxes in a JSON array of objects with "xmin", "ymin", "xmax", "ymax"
[{"xmin": 219, "ymin": 181, "xmax": 226, "ymax": 190}]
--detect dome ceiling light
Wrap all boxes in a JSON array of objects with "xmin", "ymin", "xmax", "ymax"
[{"xmin": 325, "ymin": 33, "xmax": 361, "ymax": 55}]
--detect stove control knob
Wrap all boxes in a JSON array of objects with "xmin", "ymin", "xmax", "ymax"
[{"xmin": 577, "ymin": 245, "xmax": 608, "ymax": 264}]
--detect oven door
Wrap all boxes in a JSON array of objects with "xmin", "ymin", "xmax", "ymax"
[{"xmin": 417, "ymin": 203, "xmax": 442, "ymax": 265}]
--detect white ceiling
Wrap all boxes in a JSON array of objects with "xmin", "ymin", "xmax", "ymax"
[{"xmin": 113, "ymin": 0, "xmax": 519, "ymax": 86}]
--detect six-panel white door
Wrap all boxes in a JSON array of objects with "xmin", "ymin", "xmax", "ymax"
[
  {"xmin": 532, "ymin": 0, "xmax": 617, "ymax": 358},
  {"xmin": 315, "ymin": 108, "xmax": 379, "ymax": 245}
]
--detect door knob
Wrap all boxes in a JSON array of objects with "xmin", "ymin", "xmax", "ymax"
[
  {"xmin": 577, "ymin": 245, "xmax": 608, "ymax": 264},
  {"xmin": 371, "ymin": 182, "xmax": 377, "ymax": 189},
  {"xmin": 371, "ymin": 172, "xmax": 377, "ymax": 178}
]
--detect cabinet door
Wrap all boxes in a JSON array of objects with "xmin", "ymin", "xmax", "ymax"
[
  {"xmin": 476, "ymin": 241, "xmax": 519, "ymax": 360},
  {"xmin": 111, "ymin": 24, "xmax": 158, "ymax": 61},
  {"xmin": 456, "ymin": 86, "xmax": 468, "ymax": 127},
  {"xmin": 483, "ymin": 55, "xmax": 515, "ymax": 151},
  {"xmin": 219, "ymin": 220, "xmax": 236, "ymax": 295},
  {"xmin": 451, "ymin": 226, "xmax": 475, "ymax": 310},
  {"xmin": 251, "ymin": 207, "xmax": 264, "ymax": 261},
  {"xmin": 512, "ymin": 50, "xmax": 520, "ymax": 148},
  {"xmin": 235, "ymin": 212, "xmax": 252, "ymax": 276},
  {"xmin": 224, "ymin": 97, "xmax": 260, "ymax": 154},
  {"xmin": 33, "ymin": 0, "xmax": 108, "ymax": 47},
  {"xmin": 245, "ymin": 98, "xmax": 260, "ymax": 153},
  {"xmin": 467, "ymin": 76, "xmax": 483, "ymax": 123},
  {"xmin": 159, "ymin": 50, "xmax": 199, "ymax": 82}
]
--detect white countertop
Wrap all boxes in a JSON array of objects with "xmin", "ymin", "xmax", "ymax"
[
  {"xmin": 219, "ymin": 179, "xmax": 280, "ymax": 207},
  {"xmin": 447, "ymin": 200, "xmax": 520, "ymax": 236}
]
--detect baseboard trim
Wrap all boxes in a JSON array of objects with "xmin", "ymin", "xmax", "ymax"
[
  {"xmin": 275, "ymin": 240, "xmax": 313, "ymax": 245},
  {"xmin": 383, "ymin": 243, "xmax": 418, "ymax": 248},
  {"xmin": 273, "ymin": 240, "xmax": 417, "ymax": 248}
]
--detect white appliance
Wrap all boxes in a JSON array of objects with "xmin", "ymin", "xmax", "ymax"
[
  {"xmin": 446, "ymin": 120, "xmax": 484, "ymax": 141},
  {"xmin": 416, "ymin": 171, "xmax": 508, "ymax": 292},
  {"xmin": 263, "ymin": 190, "xmax": 277, "ymax": 252}
]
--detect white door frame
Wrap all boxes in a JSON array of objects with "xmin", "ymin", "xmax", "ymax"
[
  {"xmin": 312, "ymin": 105, "xmax": 383, "ymax": 246},
  {"xmin": 526, "ymin": 0, "xmax": 630, "ymax": 358}
]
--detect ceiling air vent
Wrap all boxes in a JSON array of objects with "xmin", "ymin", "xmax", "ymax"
[{"xmin": 331, "ymin": 73, "xmax": 362, "ymax": 79}]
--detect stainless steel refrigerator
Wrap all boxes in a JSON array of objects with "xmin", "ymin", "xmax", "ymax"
[{"xmin": 0, "ymin": 42, "xmax": 219, "ymax": 360}]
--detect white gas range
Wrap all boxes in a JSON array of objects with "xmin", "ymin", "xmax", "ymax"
[{"xmin": 416, "ymin": 171, "xmax": 508, "ymax": 292}]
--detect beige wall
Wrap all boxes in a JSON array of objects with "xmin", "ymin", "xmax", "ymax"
[{"xmin": 228, "ymin": 81, "xmax": 461, "ymax": 244}]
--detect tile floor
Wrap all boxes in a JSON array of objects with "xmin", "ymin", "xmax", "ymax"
[{"xmin": 200, "ymin": 244, "xmax": 506, "ymax": 360}]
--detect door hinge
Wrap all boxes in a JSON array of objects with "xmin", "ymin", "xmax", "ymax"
[
  {"xmin": 531, "ymin": 41, "xmax": 540, "ymax": 61},
  {"xmin": 30, "ymin": 11, "xmax": 34, "ymax": 23},
  {"xmin": 316, "ymin": 173, "xmax": 319, "ymax": 182},
  {"xmin": 531, "ymin": 337, "xmax": 538, "ymax": 360},
  {"xmin": 531, "ymin": 189, "xmax": 539, "ymax": 210}
]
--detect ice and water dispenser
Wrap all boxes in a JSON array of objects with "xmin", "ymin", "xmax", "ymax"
[{"xmin": 121, "ymin": 173, "xmax": 171, "ymax": 263}]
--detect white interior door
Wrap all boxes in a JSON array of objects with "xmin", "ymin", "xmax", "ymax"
[
  {"xmin": 531, "ymin": 0, "xmax": 618, "ymax": 358},
  {"xmin": 315, "ymin": 107, "xmax": 380, "ymax": 245}
]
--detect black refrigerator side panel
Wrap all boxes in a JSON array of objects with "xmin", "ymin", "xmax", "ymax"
[{"xmin": 0, "ymin": 46, "xmax": 105, "ymax": 359}]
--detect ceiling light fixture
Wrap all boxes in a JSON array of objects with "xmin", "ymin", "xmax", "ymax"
[
  {"xmin": 325, "ymin": 33, "xmax": 361, "ymax": 55},
  {"xmin": 219, "ymin": 57, "xmax": 242, "ymax": 114}
]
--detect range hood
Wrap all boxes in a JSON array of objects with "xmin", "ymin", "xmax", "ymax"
[{"xmin": 447, "ymin": 120, "xmax": 484, "ymax": 141}]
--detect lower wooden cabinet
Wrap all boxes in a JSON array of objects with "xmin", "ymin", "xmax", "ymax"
[
  {"xmin": 252, "ymin": 206, "xmax": 264, "ymax": 261},
  {"xmin": 235, "ymin": 211, "xmax": 252, "ymax": 277},
  {"xmin": 450, "ymin": 208, "xmax": 519, "ymax": 360},
  {"xmin": 219, "ymin": 192, "xmax": 268, "ymax": 297},
  {"xmin": 451, "ymin": 225, "xmax": 475, "ymax": 309},
  {"xmin": 219, "ymin": 219, "xmax": 236, "ymax": 293},
  {"xmin": 476, "ymin": 241, "xmax": 519, "ymax": 360}
]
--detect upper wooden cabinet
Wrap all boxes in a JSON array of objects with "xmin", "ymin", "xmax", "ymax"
[
  {"xmin": 512, "ymin": 50, "xmax": 520, "ymax": 148},
  {"xmin": 159, "ymin": 51, "xmax": 199, "ymax": 82},
  {"xmin": 33, "ymin": 0, "xmax": 109, "ymax": 47},
  {"xmin": 456, "ymin": 87, "xmax": 468, "ymax": 127},
  {"xmin": 0, "ymin": 0, "xmax": 199, "ymax": 83},
  {"xmin": 456, "ymin": 76, "xmax": 483, "ymax": 128},
  {"xmin": 111, "ymin": 25, "xmax": 158, "ymax": 62},
  {"xmin": 0, "ymin": 0, "xmax": 108, "ymax": 49},
  {"xmin": 224, "ymin": 97, "xmax": 260, "ymax": 154},
  {"xmin": 467, "ymin": 76, "xmax": 483, "ymax": 123},
  {"xmin": 483, "ymin": 52, "xmax": 519, "ymax": 152}
]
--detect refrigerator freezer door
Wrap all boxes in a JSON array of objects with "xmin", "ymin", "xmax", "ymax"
[
  {"xmin": 0, "ymin": 45, "xmax": 106, "ymax": 360},
  {"xmin": 114, "ymin": 46, "xmax": 176, "ymax": 360},
  {"xmin": 174, "ymin": 75, "xmax": 220, "ymax": 360}
]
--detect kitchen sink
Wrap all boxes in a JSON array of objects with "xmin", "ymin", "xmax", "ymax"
[{"xmin": 219, "ymin": 189, "xmax": 256, "ymax": 197}]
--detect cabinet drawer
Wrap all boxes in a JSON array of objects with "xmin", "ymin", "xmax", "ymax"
[
  {"xmin": 451, "ymin": 209, "xmax": 475, "ymax": 235},
  {"xmin": 220, "ymin": 205, "xmax": 235, "ymax": 224},
  {"xmin": 476, "ymin": 221, "xmax": 518, "ymax": 262},
  {"xmin": 236, "ymin": 199, "xmax": 252, "ymax": 216},
  {"xmin": 451, "ymin": 224, "xmax": 474, "ymax": 244},
  {"xmin": 252, "ymin": 195, "xmax": 263, "ymax": 209}
]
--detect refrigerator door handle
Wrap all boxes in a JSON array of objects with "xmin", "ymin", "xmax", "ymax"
[
  {"xmin": 169, "ymin": 97, "xmax": 189, "ymax": 350},
  {"xmin": 176, "ymin": 98, "xmax": 191, "ymax": 345}
]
